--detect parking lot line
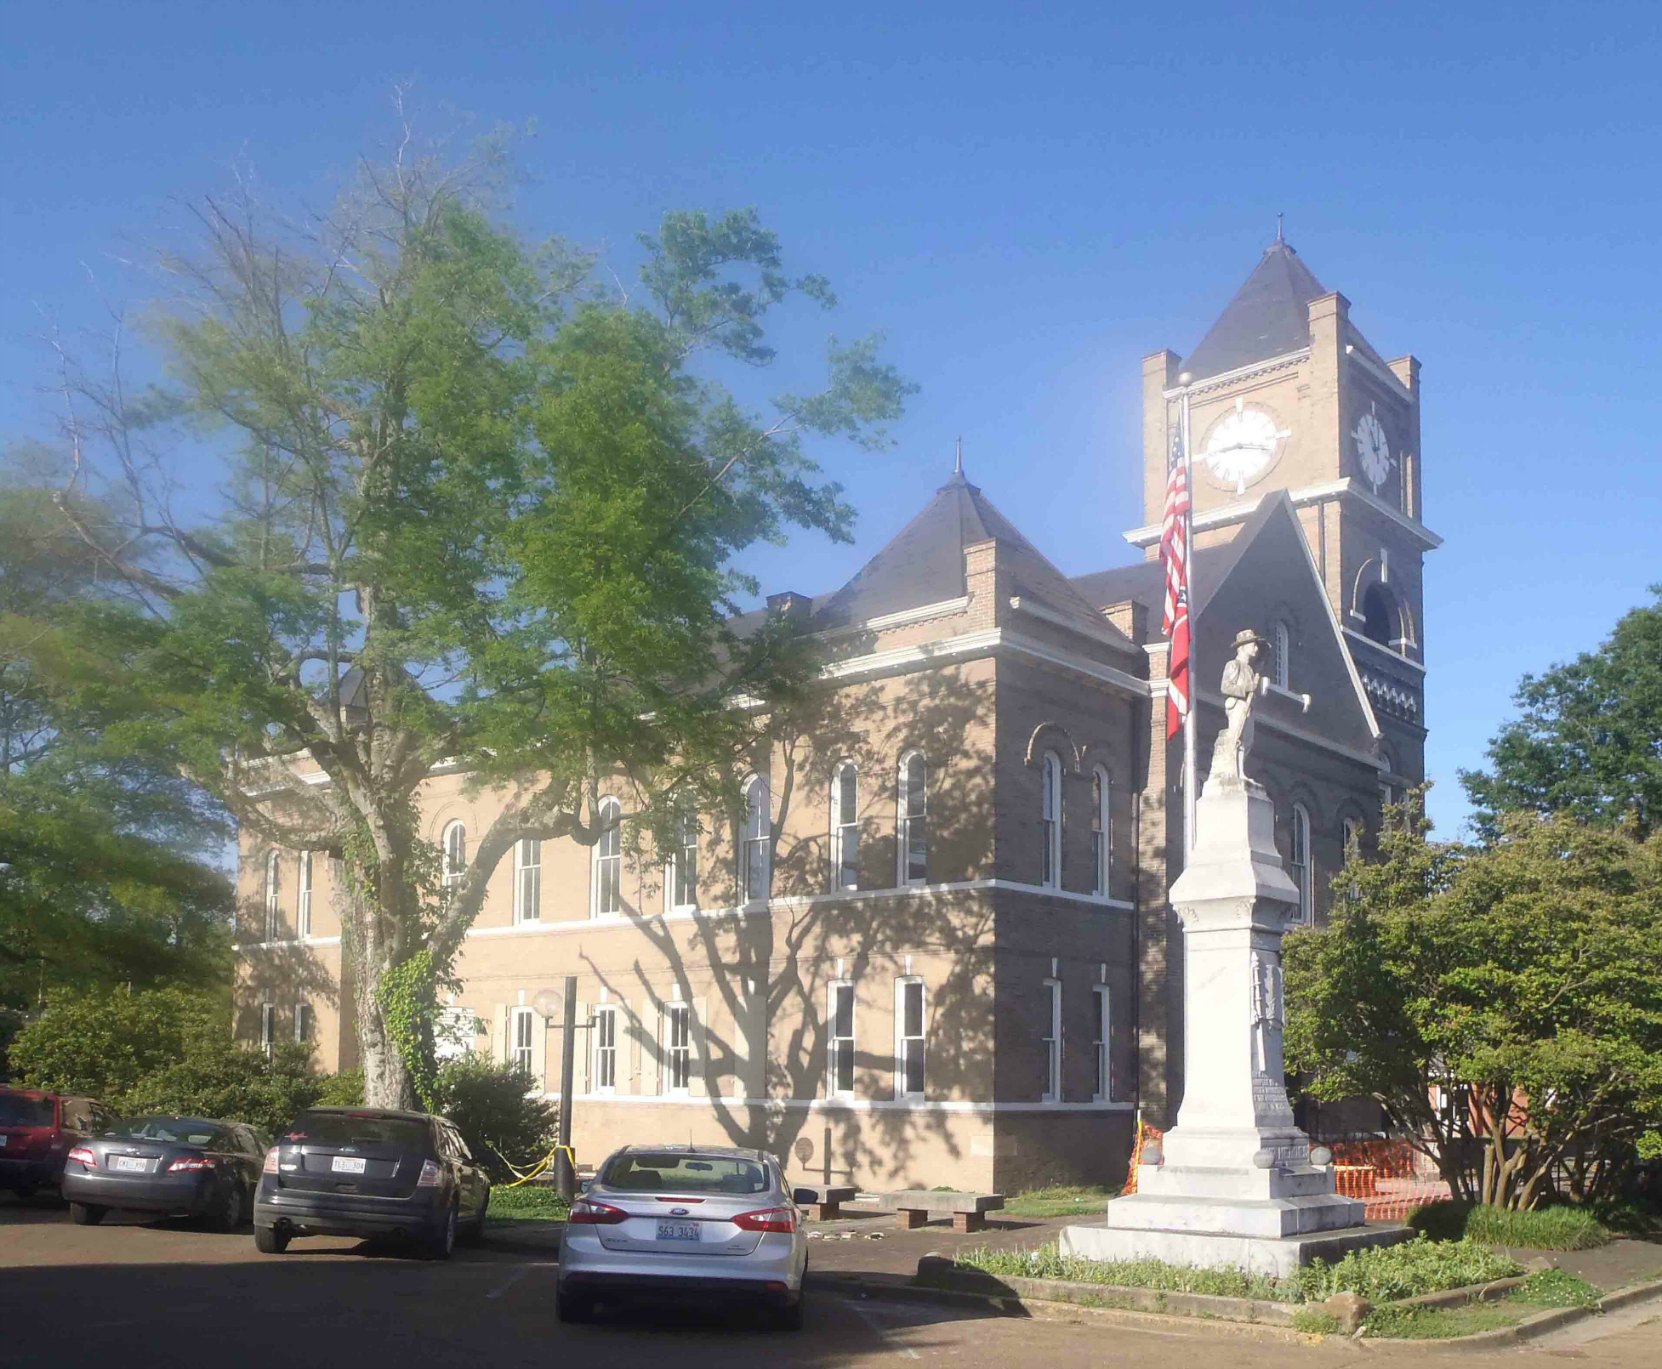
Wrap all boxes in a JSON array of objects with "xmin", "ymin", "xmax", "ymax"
[
  {"xmin": 848, "ymin": 1298, "xmax": 922, "ymax": 1359},
  {"xmin": 484, "ymin": 1261, "xmax": 554, "ymax": 1300}
]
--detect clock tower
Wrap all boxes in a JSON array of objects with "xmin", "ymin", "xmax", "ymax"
[{"xmin": 1128, "ymin": 236, "xmax": 1439, "ymax": 787}]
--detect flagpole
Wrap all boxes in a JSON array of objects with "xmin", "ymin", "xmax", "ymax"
[{"xmin": 1179, "ymin": 376, "xmax": 1198, "ymax": 866}]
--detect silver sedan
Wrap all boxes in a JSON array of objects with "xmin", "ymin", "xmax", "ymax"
[{"xmin": 556, "ymin": 1144, "xmax": 808, "ymax": 1329}]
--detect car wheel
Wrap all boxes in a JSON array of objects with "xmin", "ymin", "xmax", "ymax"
[
  {"xmin": 213, "ymin": 1182, "xmax": 246, "ymax": 1233},
  {"xmin": 555, "ymin": 1285, "xmax": 595, "ymax": 1324},
  {"xmin": 69, "ymin": 1202, "xmax": 107, "ymax": 1226},
  {"xmin": 254, "ymin": 1225, "xmax": 291, "ymax": 1254},
  {"xmin": 460, "ymin": 1189, "xmax": 488, "ymax": 1245},
  {"xmin": 423, "ymin": 1202, "xmax": 457, "ymax": 1260}
]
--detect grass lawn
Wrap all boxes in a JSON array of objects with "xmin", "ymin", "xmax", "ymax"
[
  {"xmin": 1409, "ymin": 1201, "xmax": 1611, "ymax": 1250},
  {"xmin": 1002, "ymin": 1185, "xmax": 1118, "ymax": 1219},
  {"xmin": 487, "ymin": 1184, "xmax": 569, "ymax": 1223}
]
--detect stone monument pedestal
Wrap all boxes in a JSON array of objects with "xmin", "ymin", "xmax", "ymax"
[{"xmin": 1061, "ymin": 778, "xmax": 1408, "ymax": 1277}]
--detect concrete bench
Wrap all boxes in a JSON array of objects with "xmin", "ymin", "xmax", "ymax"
[
  {"xmin": 872, "ymin": 1189, "xmax": 1005, "ymax": 1233},
  {"xmin": 791, "ymin": 1184, "xmax": 858, "ymax": 1221}
]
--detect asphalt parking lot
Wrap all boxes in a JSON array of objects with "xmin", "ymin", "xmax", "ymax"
[{"xmin": 4, "ymin": 1195, "xmax": 1661, "ymax": 1368}]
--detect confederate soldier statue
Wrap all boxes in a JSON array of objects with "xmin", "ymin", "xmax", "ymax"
[{"xmin": 1206, "ymin": 629, "xmax": 1270, "ymax": 789}]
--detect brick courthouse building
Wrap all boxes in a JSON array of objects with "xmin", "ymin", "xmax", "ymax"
[{"xmin": 237, "ymin": 239, "xmax": 1436, "ymax": 1192}]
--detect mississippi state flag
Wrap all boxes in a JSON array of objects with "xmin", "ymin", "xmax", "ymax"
[{"xmin": 1159, "ymin": 426, "xmax": 1192, "ymax": 742}]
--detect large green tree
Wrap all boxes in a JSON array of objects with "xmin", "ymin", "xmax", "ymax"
[
  {"xmin": 29, "ymin": 135, "xmax": 909, "ymax": 1106},
  {"xmin": 0, "ymin": 457, "xmax": 231, "ymax": 1045},
  {"xmin": 1462, "ymin": 588, "xmax": 1662, "ymax": 841},
  {"xmin": 1285, "ymin": 801, "xmax": 1662, "ymax": 1209}
]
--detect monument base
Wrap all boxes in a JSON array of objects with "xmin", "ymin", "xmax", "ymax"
[{"xmin": 1059, "ymin": 1218, "xmax": 1413, "ymax": 1279}]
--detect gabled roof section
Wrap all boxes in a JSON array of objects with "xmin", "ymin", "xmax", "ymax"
[
  {"xmin": 1183, "ymin": 240, "xmax": 1328, "ymax": 382},
  {"xmin": 812, "ymin": 471, "xmax": 1135, "ymax": 650}
]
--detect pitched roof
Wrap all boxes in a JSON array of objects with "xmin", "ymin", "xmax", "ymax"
[
  {"xmin": 811, "ymin": 471, "xmax": 1132, "ymax": 648},
  {"xmin": 1182, "ymin": 240, "xmax": 1329, "ymax": 382}
]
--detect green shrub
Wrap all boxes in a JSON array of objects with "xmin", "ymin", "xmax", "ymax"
[
  {"xmin": 1410, "ymin": 1200, "xmax": 1611, "ymax": 1251},
  {"xmin": 1291, "ymin": 1308, "xmax": 1342, "ymax": 1334},
  {"xmin": 117, "ymin": 1038, "xmax": 324, "ymax": 1136},
  {"xmin": 1295, "ymin": 1237, "xmax": 1522, "ymax": 1303},
  {"xmin": 429, "ymin": 1055, "xmax": 557, "ymax": 1182},
  {"xmin": 314, "ymin": 1069, "xmax": 364, "ymax": 1107},
  {"xmin": 10, "ymin": 987, "xmax": 218, "ymax": 1098},
  {"xmin": 488, "ymin": 1184, "xmax": 569, "ymax": 1221}
]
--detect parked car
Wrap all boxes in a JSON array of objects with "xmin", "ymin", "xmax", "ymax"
[
  {"xmin": 556, "ymin": 1144, "xmax": 808, "ymax": 1329},
  {"xmin": 253, "ymin": 1106, "xmax": 490, "ymax": 1259},
  {"xmin": 59, "ymin": 1115, "xmax": 269, "ymax": 1229},
  {"xmin": 0, "ymin": 1088, "xmax": 117, "ymax": 1199}
]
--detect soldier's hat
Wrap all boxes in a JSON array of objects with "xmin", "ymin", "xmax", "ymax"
[{"xmin": 1231, "ymin": 629, "xmax": 1270, "ymax": 650}]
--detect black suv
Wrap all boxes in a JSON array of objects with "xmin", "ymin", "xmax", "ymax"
[{"xmin": 253, "ymin": 1107, "xmax": 490, "ymax": 1259}]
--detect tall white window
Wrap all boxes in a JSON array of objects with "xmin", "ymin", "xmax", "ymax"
[
  {"xmin": 441, "ymin": 821, "xmax": 466, "ymax": 893},
  {"xmin": 592, "ymin": 1005, "xmax": 618, "ymax": 1092},
  {"xmin": 1091, "ymin": 766, "xmax": 1111, "ymax": 897},
  {"xmin": 260, "ymin": 1003, "xmax": 276, "ymax": 1058},
  {"xmin": 295, "ymin": 1002, "xmax": 313, "ymax": 1045},
  {"xmin": 1042, "ymin": 978, "xmax": 1062, "ymax": 1102},
  {"xmin": 296, "ymin": 851, "xmax": 313, "ymax": 939},
  {"xmin": 1040, "ymin": 751, "xmax": 1063, "ymax": 888},
  {"xmin": 1092, "ymin": 985, "xmax": 1113, "ymax": 1102},
  {"xmin": 898, "ymin": 753, "xmax": 928, "ymax": 885},
  {"xmin": 263, "ymin": 852, "xmax": 280, "ymax": 941},
  {"xmin": 509, "ymin": 1006, "xmax": 535, "ymax": 1076},
  {"xmin": 514, "ymin": 838, "xmax": 542, "ymax": 923},
  {"xmin": 828, "ymin": 982, "xmax": 856, "ymax": 1096},
  {"xmin": 742, "ymin": 776, "xmax": 770, "ymax": 904},
  {"xmin": 831, "ymin": 761, "xmax": 860, "ymax": 891},
  {"xmin": 895, "ymin": 979, "xmax": 925, "ymax": 1099},
  {"xmin": 662, "ymin": 1003, "xmax": 692, "ymax": 1094},
  {"xmin": 593, "ymin": 798, "xmax": 622, "ymax": 917},
  {"xmin": 1273, "ymin": 620, "xmax": 1292, "ymax": 690},
  {"xmin": 667, "ymin": 802, "xmax": 699, "ymax": 911},
  {"xmin": 1291, "ymin": 803, "xmax": 1313, "ymax": 924}
]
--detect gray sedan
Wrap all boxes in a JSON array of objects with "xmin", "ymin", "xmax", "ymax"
[
  {"xmin": 61, "ymin": 1116, "xmax": 268, "ymax": 1230},
  {"xmin": 556, "ymin": 1144, "xmax": 808, "ymax": 1328}
]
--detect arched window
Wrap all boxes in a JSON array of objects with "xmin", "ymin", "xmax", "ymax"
[
  {"xmin": 1361, "ymin": 584, "xmax": 1397, "ymax": 647},
  {"xmin": 514, "ymin": 838, "xmax": 542, "ymax": 923},
  {"xmin": 1040, "ymin": 751, "xmax": 1063, "ymax": 889},
  {"xmin": 1379, "ymin": 747, "xmax": 1401, "ymax": 813},
  {"xmin": 1091, "ymin": 766, "xmax": 1111, "ymax": 897},
  {"xmin": 742, "ymin": 776, "xmax": 770, "ymax": 904},
  {"xmin": 297, "ymin": 850, "xmax": 313, "ymax": 939},
  {"xmin": 1273, "ymin": 620, "xmax": 1291, "ymax": 690},
  {"xmin": 831, "ymin": 761, "xmax": 860, "ymax": 891},
  {"xmin": 668, "ymin": 799, "xmax": 699, "ymax": 911},
  {"xmin": 263, "ymin": 851, "xmax": 281, "ymax": 941},
  {"xmin": 898, "ymin": 752, "xmax": 928, "ymax": 886},
  {"xmin": 592, "ymin": 797, "xmax": 622, "ymax": 917},
  {"xmin": 1290, "ymin": 803, "xmax": 1313, "ymax": 923},
  {"xmin": 440, "ymin": 821, "xmax": 466, "ymax": 892}
]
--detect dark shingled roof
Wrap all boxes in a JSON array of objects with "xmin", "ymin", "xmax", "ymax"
[
  {"xmin": 1182, "ymin": 241, "xmax": 1328, "ymax": 382},
  {"xmin": 812, "ymin": 471, "xmax": 1134, "ymax": 650}
]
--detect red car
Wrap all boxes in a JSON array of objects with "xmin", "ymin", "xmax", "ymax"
[{"xmin": 0, "ymin": 1088, "xmax": 117, "ymax": 1198}]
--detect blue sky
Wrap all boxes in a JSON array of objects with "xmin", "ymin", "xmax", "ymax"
[{"xmin": 5, "ymin": 1, "xmax": 1660, "ymax": 837}]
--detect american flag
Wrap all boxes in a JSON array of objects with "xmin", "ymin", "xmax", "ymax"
[{"xmin": 1159, "ymin": 419, "xmax": 1192, "ymax": 742}]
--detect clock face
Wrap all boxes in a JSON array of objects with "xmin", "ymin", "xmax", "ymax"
[
  {"xmin": 1353, "ymin": 407, "xmax": 1392, "ymax": 490},
  {"xmin": 1202, "ymin": 401, "xmax": 1290, "ymax": 493}
]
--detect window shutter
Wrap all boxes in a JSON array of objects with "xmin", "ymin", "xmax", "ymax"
[
  {"xmin": 689, "ymin": 995, "xmax": 710, "ymax": 1098},
  {"xmin": 641, "ymin": 1002, "xmax": 661, "ymax": 1095},
  {"xmin": 529, "ymin": 1007, "xmax": 548, "ymax": 1093},
  {"xmin": 573, "ymin": 1001, "xmax": 590, "ymax": 1093},
  {"xmin": 627, "ymin": 1002, "xmax": 643, "ymax": 1093},
  {"xmin": 493, "ymin": 1004, "xmax": 509, "ymax": 1066}
]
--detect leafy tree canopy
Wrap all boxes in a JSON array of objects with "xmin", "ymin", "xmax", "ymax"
[
  {"xmin": 18, "ymin": 124, "xmax": 912, "ymax": 1105},
  {"xmin": 1461, "ymin": 588, "xmax": 1662, "ymax": 841},
  {"xmin": 1285, "ymin": 799, "xmax": 1662, "ymax": 1209}
]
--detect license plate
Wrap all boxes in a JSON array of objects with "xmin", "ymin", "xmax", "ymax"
[
  {"xmin": 112, "ymin": 1156, "xmax": 149, "ymax": 1173},
  {"xmin": 656, "ymin": 1220, "xmax": 700, "ymax": 1242},
  {"xmin": 0, "ymin": 1135, "xmax": 8, "ymax": 1147},
  {"xmin": 331, "ymin": 1156, "xmax": 367, "ymax": 1174}
]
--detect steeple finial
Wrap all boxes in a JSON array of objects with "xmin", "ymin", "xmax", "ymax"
[
  {"xmin": 1275, "ymin": 211, "xmax": 1285, "ymax": 245},
  {"xmin": 954, "ymin": 435, "xmax": 964, "ymax": 476}
]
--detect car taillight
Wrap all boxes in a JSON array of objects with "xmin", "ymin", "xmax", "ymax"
[
  {"xmin": 416, "ymin": 1158, "xmax": 442, "ymax": 1187},
  {"xmin": 262, "ymin": 1147, "xmax": 279, "ymax": 1175},
  {"xmin": 66, "ymin": 1146, "xmax": 96, "ymax": 1168},
  {"xmin": 733, "ymin": 1207, "xmax": 797, "ymax": 1234},
  {"xmin": 168, "ymin": 1156, "xmax": 216, "ymax": 1172},
  {"xmin": 566, "ymin": 1199, "xmax": 629, "ymax": 1225}
]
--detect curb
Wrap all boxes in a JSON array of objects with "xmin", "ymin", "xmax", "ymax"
[{"xmin": 1354, "ymin": 1275, "xmax": 1662, "ymax": 1353}]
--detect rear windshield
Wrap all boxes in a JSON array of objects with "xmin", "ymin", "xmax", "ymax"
[
  {"xmin": 601, "ymin": 1151, "xmax": 771, "ymax": 1196},
  {"xmin": 106, "ymin": 1118, "xmax": 225, "ymax": 1147},
  {"xmin": 280, "ymin": 1113, "xmax": 430, "ymax": 1150},
  {"xmin": 0, "ymin": 1094, "xmax": 54, "ymax": 1127}
]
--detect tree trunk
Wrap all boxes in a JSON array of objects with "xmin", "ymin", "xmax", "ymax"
[{"xmin": 358, "ymin": 988, "xmax": 416, "ymax": 1109}]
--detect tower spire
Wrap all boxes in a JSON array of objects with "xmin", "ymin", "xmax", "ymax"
[
  {"xmin": 954, "ymin": 435, "xmax": 964, "ymax": 476},
  {"xmin": 1275, "ymin": 211, "xmax": 1285, "ymax": 245}
]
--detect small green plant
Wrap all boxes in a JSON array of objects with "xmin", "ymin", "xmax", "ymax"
[
  {"xmin": 488, "ymin": 1184, "xmax": 569, "ymax": 1221},
  {"xmin": 1291, "ymin": 1308, "xmax": 1342, "ymax": 1335},
  {"xmin": 1003, "ymin": 1185, "xmax": 1116, "ymax": 1218},
  {"xmin": 1361, "ymin": 1302, "xmax": 1520, "ymax": 1340},
  {"xmin": 1295, "ymin": 1238, "xmax": 1522, "ymax": 1303},
  {"xmin": 954, "ymin": 1244, "xmax": 1293, "ymax": 1303},
  {"xmin": 1510, "ymin": 1269, "xmax": 1600, "ymax": 1309},
  {"xmin": 1410, "ymin": 1200, "xmax": 1611, "ymax": 1250}
]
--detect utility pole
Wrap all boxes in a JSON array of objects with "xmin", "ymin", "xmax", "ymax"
[{"xmin": 554, "ymin": 975, "xmax": 579, "ymax": 1202}]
